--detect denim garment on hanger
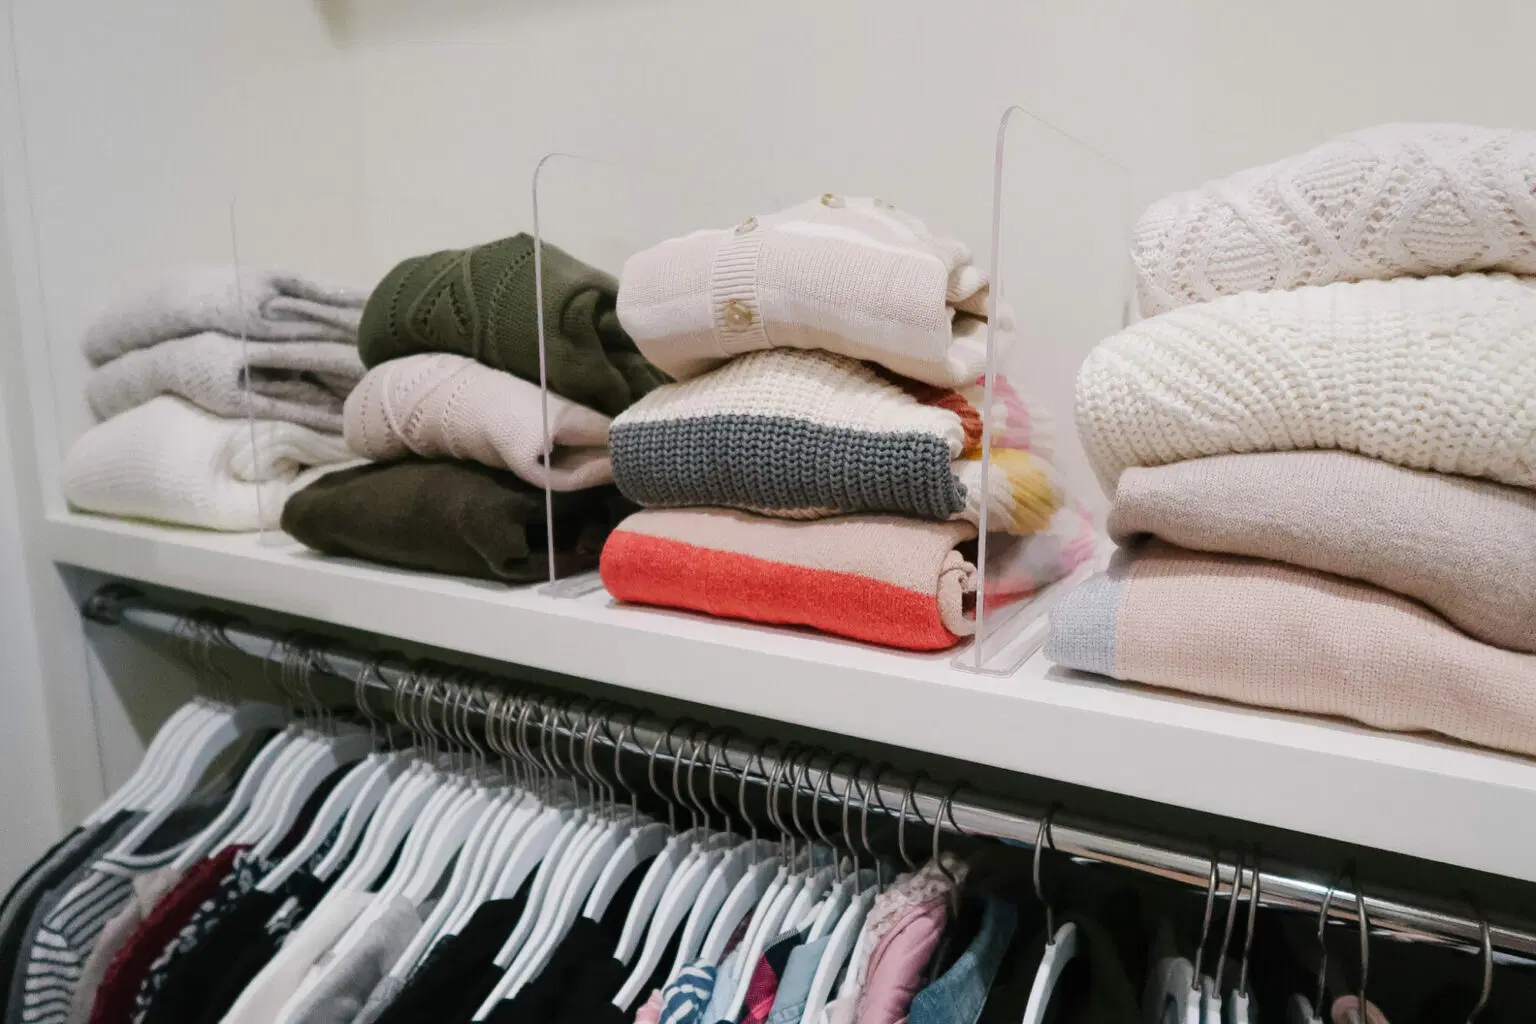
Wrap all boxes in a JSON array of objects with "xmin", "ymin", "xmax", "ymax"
[
  {"xmin": 907, "ymin": 898, "xmax": 1018, "ymax": 1024},
  {"xmin": 764, "ymin": 935, "xmax": 833, "ymax": 1024}
]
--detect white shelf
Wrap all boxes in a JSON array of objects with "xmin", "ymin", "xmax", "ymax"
[{"xmin": 45, "ymin": 510, "xmax": 1536, "ymax": 882}]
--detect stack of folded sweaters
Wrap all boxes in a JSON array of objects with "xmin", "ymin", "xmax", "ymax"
[
  {"xmin": 1046, "ymin": 123, "xmax": 1536, "ymax": 758},
  {"xmin": 599, "ymin": 194, "xmax": 1098, "ymax": 651},
  {"xmin": 281, "ymin": 234, "xmax": 661, "ymax": 583},
  {"xmin": 61, "ymin": 269, "xmax": 366, "ymax": 531}
]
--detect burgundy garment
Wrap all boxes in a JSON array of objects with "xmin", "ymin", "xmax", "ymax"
[{"xmin": 88, "ymin": 847, "xmax": 245, "ymax": 1024}]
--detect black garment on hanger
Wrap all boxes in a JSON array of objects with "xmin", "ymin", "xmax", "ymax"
[
  {"xmin": 371, "ymin": 875, "xmax": 536, "ymax": 1024},
  {"xmin": 482, "ymin": 855, "xmax": 659, "ymax": 1024}
]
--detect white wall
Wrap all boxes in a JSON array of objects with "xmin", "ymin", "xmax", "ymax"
[{"xmin": 1, "ymin": 0, "xmax": 1534, "ymax": 840}]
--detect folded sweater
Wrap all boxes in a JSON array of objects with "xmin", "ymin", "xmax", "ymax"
[
  {"xmin": 611, "ymin": 348, "xmax": 1059, "ymax": 535},
  {"xmin": 1076, "ymin": 273, "xmax": 1536, "ymax": 492},
  {"xmin": 283, "ymin": 459, "xmax": 633, "ymax": 584},
  {"xmin": 1132, "ymin": 123, "xmax": 1536, "ymax": 316},
  {"xmin": 600, "ymin": 507, "xmax": 979, "ymax": 650},
  {"xmin": 87, "ymin": 332, "xmax": 363, "ymax": 433},
  {"xmin": 1045, "ymin": 541, "xmax": 1536, "ymax": 759},
  {"xmin": 1109, "ymin": 451, "xmax": 1536, "ymax": 653},
  {"xmin": 357, "ymin": 233, "xmax": 667, "ymax": 416},
  {"xmin": 61, "ymin": 396, "xmax": 354, "ymax": 531},
  {"xmin": 344, "ymin": 353, "xmax": 612, "ymax": 490},
  {"xmin": 84, "ymin": 268, "xmax": 367, "ymax": 365},
  {"xmin": 617, "ymin": 195, "xmax": 1012, "ymax": 388}
]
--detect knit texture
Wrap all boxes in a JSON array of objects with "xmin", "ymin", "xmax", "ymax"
[
  {"xmin": 84, "ymin": 268, "xmax": 366, "ymax": 365},
  {"xmin": 357, "ymin": 233, "xmax": 667, "ymax": 416},
  {"xmin": 62, "ymin": 396, "xmax": 354, "ymax": 531},
  {"xmin": 343, "ymin": 352, "xmax": 612, "ymax": 490},
  {"xmin": 1076, "ymin": 273, "xmax": 1536, "ymax": 492},
  {"xmin": 283, "ymin": 458, "xmax": 633, "ymax": 583},
  {"xmin": 1045, "ymin": 540, "xmax": 1536, "ymax": 759},
  {"xmin": 617, "ymin": 195, "xmax": 1012, "ymax": 387},
  {"xmin": 980, "ymin": 501, "xmax": 1098, "ymax": 606},
  {"xmin": 87, "ymin": 332, "xmax": 362, "ymax": 433},
  {"xmin": 1109, "ymin": 451, "xmax": 1536, "ymax": 653},
  {"xmin": 1132, "ymin": 123, "xmax": 1536, "ymax": 316},
  {"xmin": 601, "ymin": 506, "xmax": 978, "ymax": 650},
  {"xmin": 611, "ymin": 347, "xmax": 1059, "ymax": 535}
]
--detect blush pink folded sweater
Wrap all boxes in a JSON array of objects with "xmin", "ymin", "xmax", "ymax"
[
  {"xmin": 1045, "ymin": 541, "xmax": 1536, "ymax": 758},
  {"xmin": 343, "ymin": 353, "xmax": 612, "ymax": 490}
]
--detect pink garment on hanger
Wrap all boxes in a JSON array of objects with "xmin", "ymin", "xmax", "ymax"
[
  {"xmin": 740, "ymin": 952, "xmax": 783, "ymax": 1024},
  {"xmin": 854, "ymin": 858, "xmax": 965, "ymax": 1024},
  {"xmin": 1331, "ymin": 996, "xmax": 1390, "ymax": 1024},
  {"xmin": 636, "ymin": 989, "xmax": 664, "ymax": 1024}
]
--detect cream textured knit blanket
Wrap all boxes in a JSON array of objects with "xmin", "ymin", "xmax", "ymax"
[
  {"xmin": 1132, "ymin": 123, "xmax": 1536, "ymax": 316},
  {"xmin": 1076, "ymin": 273, "xmax": 1536, "ymax": 492},
  {"xmin": 1109, "ymin": 452, "xmax": 1536, "ymax": 653},
  {"xmin": 86, "ymin": 332, "xmax": 363, "ymax": 433},
  {"xmin": 62, "ymin": 396, "xmax": 355, "ymax": 531},
  {"xmin": 84, "ymin": 267, "xmax": 367, "ymax": 365},
  {"xmin": 344, "ymin": 353, "xmax": 612, "ymax": 491},
  {"xmin": 610, "ymin": 347, "xmax": 1059, "ymax": 534},
  {"xmin": 617, "ymin": 195, "xmax": 1012, "ymax": 388},
  {"xmin": 1045, "ymin": 540, "xmax": 1536, "ymax": 759}
]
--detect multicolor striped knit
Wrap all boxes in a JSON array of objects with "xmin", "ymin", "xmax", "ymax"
[{"xmin": 610, "ymin": 348, "xmax": 1060, "ymax": 535}]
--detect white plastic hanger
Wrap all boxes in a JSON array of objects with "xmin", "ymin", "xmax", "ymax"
[
  {"xmin": 1021, "ymin": 810, "xmax": 1081, "ymax": 1024},
  {"xmin": 105, "ymin": 699, "xmax": 288, "ymax": 857},
  {"xmin": 89, "ymin": 700, "xmax": 206, "ymax": 824},
  {"xmin": 698, "ymin": 746, "xmax": 787, "ymax": 966},
  {"xmin": 170, "ymin": 728, "xmax": 296, "ymax": 872},
  {"xmin": 250, "ymin": 726, "xmax": 374, "ymax": 861},
  {"xmin": 583, "ymin": 719, "xmax": 673, "ymax": 923},
  {"xmin": 258, "ymin": 751, "xmax": 399, "ymax": 892},
  {"xmin": 1203, "ymin": 850, "xmax": 1250, "ymax": 1024}
]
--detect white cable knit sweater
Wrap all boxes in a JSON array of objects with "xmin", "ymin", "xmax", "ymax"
[
  {"xmin": 1133, "ymin": 123, "xmax": 1536, "ymax": 316},
  {"xmin": 1076, "ymin": 273, "xmax": 1536, "ymax": 492},
  {"xmin": 61, "ymin": 396, "xmax": 356, "ymax": 531}
]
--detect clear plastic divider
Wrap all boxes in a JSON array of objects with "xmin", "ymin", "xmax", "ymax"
[
  {"xmin": 530, "ymin": 153, "xmax": 781, "ymax": 594},
  {"xmin": 958, "ymin": 107, "xmax": 1132, "ymax": 674}
]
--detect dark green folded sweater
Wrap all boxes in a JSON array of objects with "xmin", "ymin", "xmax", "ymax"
[
  {"xmin": 282, "ymin": 459, "xmax": 635, "ymax": 584},
  {"xmin": 358, "ymin": 233, "xmax": 668, "ymax": 416}
]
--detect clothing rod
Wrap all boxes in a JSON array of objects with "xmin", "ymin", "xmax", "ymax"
[{"xmin": 82, "ymin": 584, "xmax": 1536, "ymax": 960}]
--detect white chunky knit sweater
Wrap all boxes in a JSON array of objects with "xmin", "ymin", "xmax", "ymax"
[
  {"xmin": 61, "ymin": 396, "xmax": 356, "ymax": 531},
  {"xmin": 1133, "ymin": 123, "xmax": 1536, "ymax": 316},
  {"xmin": 1076, "ymin": 273, "xmax": 1536, "ymax": 492}
]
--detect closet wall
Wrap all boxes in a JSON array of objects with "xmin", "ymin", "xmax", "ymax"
[{"xmin": 2, "ymin": 0, "xmax": 1534, "ymax": 860}]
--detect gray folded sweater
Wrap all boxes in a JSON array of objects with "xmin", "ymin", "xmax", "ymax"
[
  {"xmin": 84, "ymin": 267, "xmax": 368, "ymax": 366},
  {"xmin": 87, "ymin": 332, "xmax": 363, "ymax": 433}
]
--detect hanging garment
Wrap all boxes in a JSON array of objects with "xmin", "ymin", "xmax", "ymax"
[
  {"xmin": 1107, "ymin": 451, "xmax": 1536, "ymax": 653},
  {"xmin": 83, "ymin": 268, "xmax": 367, "ymax": 365},
  {"xmin": 0, "ymin": 815, "xmax": 135, "ymax": 1019},
  {"xmin": 854, "ymin": 858, "xmax": 964, "ymax": 1024},
  {"xmin": 358, "ymin": 233, "xmax": 666, "ymax": 416},
  {"xmin": 659, "ymin": 963, "xmax": 718, "ymax": 1024},
  {"xmin": 275, "ymin": 895, "xmax": 424, "ymax": 1024},
  {"xmin": 88, "ymin": 847, "xmax": 244, "ymax": 1024},
  {"xmin": 216, "ymin": 889, "xmax": 374, "ymax": 1024},
  {"xmin": 191, "ymin": 870, "xmax": 329, "ymax": 1024},
  {"xmin": 359, "ymin": 882, "xmax": 534, "ymax": 1024},
  {"xmin": 133, "ymin": 851, "xmax": 273, "ymax": 1024},
  {"xmin": 67, "ymin": 866, "xmax": 181, "ymax": 1024},
  {"xmin": 763, "ymin": 937, "xmax": 829, "ymax": 1024},
  {"xmin": 617, "ymin": 195, "xmax": 1011, "ymax": 388},
  {"xmin": 610, "ymin": 348, "xmax": 1059, "ymax": 535},
  {"xmin": 600, "ymin": 508, "xmax": 979, "ymax": 650},
  {"xmin": 1329, "ymin": 997, "xmax": 1390, "ymax": 1024},
  {"xmin": 282, "ymin": 459, "xmax": 633, "ymax": 583},
  {"xmin": 699, "ymin": 947, "xmax": 745, "ymax": 1024},
  {"xmin": 61, "ymin": 396, "xmax": 356, "ymax": 531},
  {"xmin": 87, "ymin": 333, "xmax": 363, "ymax": 434},
  {"xmin": 636, "ymin": 990, "xmax": 664, "ymax": 1024},
  {"xmin": 344, "ymin": 353, "xmax": 614, "ymax": 490},
  {"xmin": 1076, "ymin": 273, "xmax": 1536, "ymax": 493},
  {"xmin": 1131, "ymin": 123, "xmax": 1536, "ymax": 317},
  {"xmin": 1046, "ymin": 541, "xmax": 1536, "ymax": 758},
  {"xmin": 906, "ymin": 897, "xmax": 1018, "ymax": 1024},
  {"xmin": 13, "ymin": 803, "xmax": 218, "ymax": 1024},
  {"xmin": 740, "ymin": 929, "xmax": 809, "ymax": 1024}
]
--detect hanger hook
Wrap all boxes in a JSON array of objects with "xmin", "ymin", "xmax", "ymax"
[
  {"xmin": 932, "ymin": 783, "xmax": 966, "ymax": 887},
  {"xmin": 647, "ymin": 723, "xmax": 675, "ymax": 831},
  {"xmin": 707, "ymin": 728, "xmax": 739, "ymax": 837},
  {"xmin": 864, "ymin": 762, "xmax": 894, "ymax": 888},
  {"xmin": 896, "ymin": 773, "xmax": 923, "ymax": 872},
  {"xmin": 1191, "ymin": 843, "xmax": 1223, "ymax": 990},
  {"xmin": 740, "ymin": 741, "xmax": 773, "ymax": 852},
  {"xmin": 788, "ymin": 748, "xmax": 819, "ymax": 858},
  {"xmin": 1466, "ymin": 894, "xmax": 1492, "ymax": 1023},
  {"xmin": 1214, "ymin": 848, "xmax": 1247, "ymax": 994},
  {"xmin": 1351, "ymin": 869, "xmax": 1369, "ymax": 1021},
  {"xmin": 1238, "ymin": 849, "xmax": 1262, "ymax": 1000},
  {"xmin": 1033, "ymin": 805, "xmax": 1061, "ymax": 938},
  {"xmin": 810, "ymin": 756, "xmax": 839, "ymax": 874},
  {"xmin": 1315, "ymin": 872, "xmax": 1343, "ymax": 1015},
  {"xmin": 603, "ymin": 710, "xmax": 638, "ymax": 827}
]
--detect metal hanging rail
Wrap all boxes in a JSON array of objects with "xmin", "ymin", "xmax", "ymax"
[{"xmin": 81, "ymin": 584, "xmax": 1535, "ymax": 961}]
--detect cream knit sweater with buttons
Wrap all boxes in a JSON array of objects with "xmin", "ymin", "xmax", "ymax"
[
  {"xmin": 62, "ymin": 396, "xmax": 356, "ymax": 531},
  {"xmin": 1076, "ymin": 273, "xmax": 1536, "ymax": 492}
]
